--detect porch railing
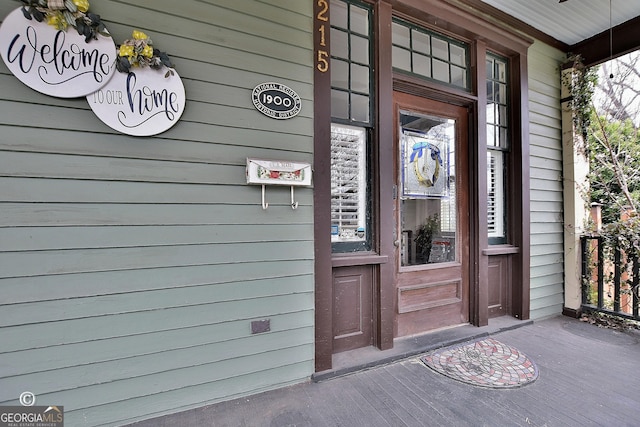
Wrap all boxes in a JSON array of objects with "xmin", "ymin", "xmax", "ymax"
[{"xmin": 580, "ymin": 235, "xmax": 640, "ymax": 321}]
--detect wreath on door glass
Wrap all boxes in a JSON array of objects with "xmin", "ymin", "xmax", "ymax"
[{"xmin": 410, "ymin": 141, "xmax": 442, "ymax": 187}]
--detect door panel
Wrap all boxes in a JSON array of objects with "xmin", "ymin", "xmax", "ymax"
[
  {"xmin": 488, "ymin": 255, "xmax": 509, "ymax": 317},
  {"xmin": 332, "ymin": 265, "xmax": 373, "ymax": 353},
  {"xmin": 394, "ymin": 92, "xmax": 470, "ymax": 337}
]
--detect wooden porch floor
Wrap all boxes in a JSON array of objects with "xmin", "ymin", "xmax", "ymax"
[{"xmin": 130, "ymin": 316, "xmax": 640, "ymax": 426}]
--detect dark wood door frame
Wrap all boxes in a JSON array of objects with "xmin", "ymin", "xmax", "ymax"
[
  {"xmin": 313, "ymin": 0, "xmax": 334, "ymax": 373},
  {"xmin": 314, "ymin": 0, "xmax": 532, "ymax": 373},
  {"xmin": 375, "ymin": 0, "xmax": 396, "ymax": 353}
]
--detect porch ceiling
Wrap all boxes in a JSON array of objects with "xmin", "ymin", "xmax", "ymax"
[{"xmin": 479, "ymin": 0, "xmax": 640, "ymax": 46}]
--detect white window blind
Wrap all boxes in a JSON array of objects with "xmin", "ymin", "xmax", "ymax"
[
  {"xmin": 440, "ymin": 178, "xmax": 456, "ymax": 233},
  {"xmin": 440, "ymin": 133, "xmax": 456, "ymax": 233},
  {"xmin": 487, "ymin": 151, "xmax": 505, "ymax": 238},
  {"xmin": 331, "ymin": 124, "xmax": 367, "ymax": 242}
]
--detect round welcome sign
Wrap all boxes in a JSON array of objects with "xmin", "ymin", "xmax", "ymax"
[
  {"xmin": 252, "ymin": 82, "xmax": 302, "ymax": 119},
  {"xmin": 87, "ymin": 68, "xmax": 186, "ymax": 136},
  {"xmin": 0, "ymin": 8, "xmax": 117, "ymax": 98}
]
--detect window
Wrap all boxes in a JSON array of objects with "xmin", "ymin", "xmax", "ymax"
[
  {"xmin": 486, "ymin": 54, "xmax": 509, "ymax": 243},
  {"xmin": 392, "ymin": 19, "xmax": 470, "ymax": 89},
  {"xmin": 400, "ymin": 112, "xmax": 457, "ymax": 266},
  {"xmin": 330, "ymin": 0, "xmax": 372, "ymax": 123},
  {"xmin": 487, "ymin": 150, "xmax": 505, "ymax": 240},
  {"xmin": 330, "ymin": 0, "xmax": 373, "ymax": 252},
  {"xmin": 331, "ymin": 124, "xmax": 368, "ymax": 246}
]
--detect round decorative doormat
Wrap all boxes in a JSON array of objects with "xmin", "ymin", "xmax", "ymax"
[{"xmin": 420, "ymin": 337, "xmax": 538, "ymax": 388}]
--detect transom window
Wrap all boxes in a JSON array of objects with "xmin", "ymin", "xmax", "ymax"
[{"xmin": 392, "ymin": 19, "xmax": 470, "ymax": 90}]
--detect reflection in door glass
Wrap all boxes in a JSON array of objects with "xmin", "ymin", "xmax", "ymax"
[{"xmin": 399, "ymin": 110, "xmax": 456, "ymax": 266}]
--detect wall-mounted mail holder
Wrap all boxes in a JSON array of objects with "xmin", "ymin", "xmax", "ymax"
[{"xmin": 246, "ymin": 158, "xmax": 312, "ymax": 210}]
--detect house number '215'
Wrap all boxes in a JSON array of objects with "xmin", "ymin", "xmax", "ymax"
[{"xmin": 316, "ymin": 0, "xmax": 329, "ymax": 73}]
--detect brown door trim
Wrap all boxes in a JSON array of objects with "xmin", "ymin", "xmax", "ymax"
[
  {"xmin": 313, "ymin": 0, "xmax": 333, "ymax": 373},
  {"xmin": 375, "ymin": 0, "xmax": 396, "ymax": 351},
  {"xmin": 314, "ymin": 0, "xmax": 532, "ymax": 372}
]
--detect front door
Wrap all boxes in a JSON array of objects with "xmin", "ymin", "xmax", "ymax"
[{"xmin": 394, "ymin": 92, "xmax": 470, "ymax": 337}]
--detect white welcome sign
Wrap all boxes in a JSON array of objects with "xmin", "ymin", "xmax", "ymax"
[
  {"xmin": 0, "ymin": 8, "xmax": 117, "ymax": 98},
  {"xmin": 87, "ymin": 68, "xmax": 186, "ymax": 136}
]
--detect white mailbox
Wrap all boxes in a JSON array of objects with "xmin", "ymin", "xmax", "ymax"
[{"xmin": 246, "ymin": 158, "xmax": 312, "ymax": 209}]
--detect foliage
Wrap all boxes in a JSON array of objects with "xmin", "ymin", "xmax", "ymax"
[
  {"xmin": 115, "ymin": 30, "xmax": 174, "ymax": 75},
  {"xmin": 587, "ymin": 114, "xmax": 640, "ymax": 224},
  {"xmin": 563, "ymin": 54, "xmax": 598, "ymax": 140},
  {"xmin": 16, "ymin": 0, "xmax": 108, "ymax": 43},
  {"xmin": 580, "ymin": 311, "xmax": 640, "ymax": 331},
  {"xmin": 574, "ymin": 52, "xmax": 640, "ymax": 318},
  {"xmin": 596, "ymin": 52, "xmax": 640, "ymax": 125},
  {"xmin": 580, "ymin": 51, "xmax": 640, "ymax": 230},
  {"xmin": 587, "ymin": 111, "xmax": 640, "ymax": 316},
  {"xmin": 601, "ymin": 213, "xmax": 640, "ymax": 260},
  {"xmin": 414, "ymin": 214, "xmax": 439, "ymax": 263}
]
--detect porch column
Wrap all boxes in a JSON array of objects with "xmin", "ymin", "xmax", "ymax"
[{"xmin": 561, "ymin": 61, "xmax": 590, "ymax": 317}]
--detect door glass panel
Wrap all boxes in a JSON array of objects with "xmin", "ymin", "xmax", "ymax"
[
  {"xmin": 399, "ymin": 110, "xmax": 456, "ymax": 266},
  {"xmin": 351, "ymin": 35, "xmax": 369, "ymax": 65},
  {"xmin": 350, "ymin": 63, "xmax": 369, "ymax": 93},
  {"xmin": 432, "ymin": 59, "xmax": 449, "ymax": 83},
  {"xmin": 331, "ymin": 90, "xmax": 349, "ymax": 120},
  {"xmin": 451, "ymin": 66, "xmax": 466, "ymax": 88},
  {"xmin": 350, "ymin": 5, "xmax": 369, "ymax": 36},
  {"xmin": 412, "ymin": 30, "xmax": 430, "ymax": 55},
  {"xmin": 331, "ymin": 59, "xmax": 349, "ymax": 90},
  {"xmin": 432, "ymin": 37, "xmax": 449, "ymax": 61},
  {"xmin": 392, "ymin": 22, "xmax": 410, "ymax": 48},
  {"xmin": 351, "ymin": 94, "xmax": 369, "ymax": 123},
  {"xmin": 331, "ymin": 28, "xmax": 348, "ymax": 59},
  {"xmin": 449, "ymin": 44, "xmax": 466, "ymax": 67},
  {"xmin": 330, "ymin": 0, "xmax": 347, "ymax": 29},
  {"xmin": 392, "ymin": 46, "xmax": 411, "ymax": 71},
  {"xmin": 413, "ymin": 53, "xmax": 431, "ymax": 78}
]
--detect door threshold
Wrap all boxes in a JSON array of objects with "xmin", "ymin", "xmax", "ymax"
[{"xmin": 312, "ymin": 316, "xmax": 531, "ymax": 382}]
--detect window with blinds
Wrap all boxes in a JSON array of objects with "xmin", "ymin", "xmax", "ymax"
[
  {"xmin": 331, "ymin": 124, "xmax": 368, "ymax": 246},
  {"xmin": 330, "ymin": 0, "xmax": 373, "ymax": 252},
  {"xmin": 486, "ymin": 53, "xmax": 508, "ymax": 243},
  {"xmin": 487, "ymin": 151, "xmax": 505, "ymax": 239}
]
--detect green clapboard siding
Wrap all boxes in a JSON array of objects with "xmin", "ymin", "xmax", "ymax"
[
  {"xmin": 0, "ymin": 0, "xmax": 314, "ymax": 425},
  {"xmin": 528, "ymin": 40, "xmax": 566, "ymax": 320}
]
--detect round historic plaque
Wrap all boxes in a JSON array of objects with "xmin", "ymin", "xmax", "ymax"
[
  {"xmin": 0, "ymin": 8, "xmax": 117, "ymax": 98},
  {"xmin": 252, "ymin": 82, "xmax": 302, "ymax": 119}
]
